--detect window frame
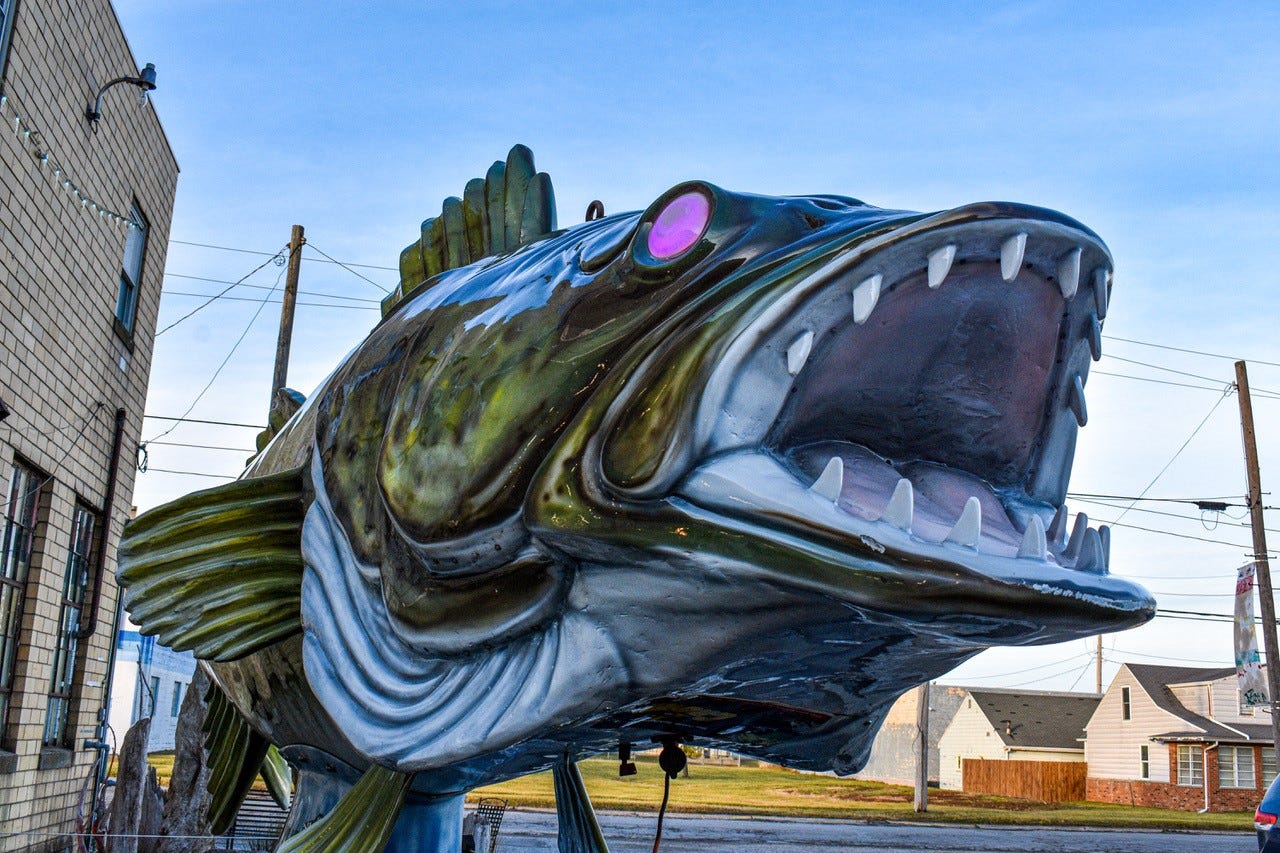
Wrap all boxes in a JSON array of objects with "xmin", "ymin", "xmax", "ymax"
[
  {"xmin": 0, "ymin": 459, "xmax": 46, "ymax": 740},
  {"xmin": 170, "ymin": 680, "xmax": 183, "ymax": 717},
  {"xmin": 114, "ymin": 203, "xmax": 149, "ymax": 338},
  {"xmin": 42, "ymin": 503, "xmax": 98, "ymax": 748},
  {"xmin": 1176, "ymin": 744, "xmax": 1204, "ymax": 787},
  {"xmin": 1120, "ymin": 686, "xmax": 1131, "ymax": 720},
  {"xmin": 1265, "ymin": 748, "xmax": 1277, "ymax": 788},
  {"xmin": 1219, "ymin": 745, "xmax": 1256, "ymax": 789},
  {"xmin": 1139, "ymin": 744, "xmax": 1150, "ymax": 779},
  {"xmin": 0, "ymin": 0, "xmax": 17, "ymax": 85}
]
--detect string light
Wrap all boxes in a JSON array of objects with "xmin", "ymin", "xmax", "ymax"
[{"xmin": 0, "ymin": 91, "xmax": 137, "ymax": 231}]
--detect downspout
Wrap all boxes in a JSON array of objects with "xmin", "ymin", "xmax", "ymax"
[
  {"xmin": 76, "ymin": 406, "xmax": 126, "ymax": 641},
  {"xmin": 1199, "ymin": 742, "xmax": 1219, "ymax": 814}
]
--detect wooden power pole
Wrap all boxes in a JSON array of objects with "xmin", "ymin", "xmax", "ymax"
[
  {"xmin": 914, "ymin": 681, "xmax": 930, "ymax": 812},
  {"xmin": 270, "ymin": 224, "xmax": 305, "ymax": 409},
  {"xmin": 1096, "ymin": 635, "xmax": 1103, "ymax": 695},
  {"xmin": 1235, "ymin": 360, "xmax": 1280, "ymax": 765}
]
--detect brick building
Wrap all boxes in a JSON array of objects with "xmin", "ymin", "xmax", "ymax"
[
  {"xmin": 1085, "ymin": 663, "xmax": 1274, "ymax": 812},
  {"xmin": 0, "ymin": 0, "xmax": 177, "ymax": 848}
]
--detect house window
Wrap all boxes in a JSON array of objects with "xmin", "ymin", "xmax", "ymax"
[
  {"xmin": 1265, "ymin": 750, "xmax": 1278, "ymax": 787},
  {"xmin": 170, "ymin": 681, "xmax": 183, "ymax": 717},
  {"xmin": 115, "ymin": 204, "xmax": 149, "ymax": 334},
  {"xmin": 149, "ymin": 675, "xmax": 160, "ymax": 716},
  {"xmin": 1140, "ymin": 745, "xmax": 1150, "ymax": 779},
  {"xmin": 1220, "ymin": 746, "xmax": 1256, "ymax": 789},
  {"xmin": 1121, "ymin": 686, "xmax": 1131, "ymax": 720},
  {"xmin": 43, "ymin": 504, "xmax": 97, "ymax": 747},
  {"xmin": 0, "ymin": 0, "xmax": 16, "ymax": 81},
  {"xmin": 0, "ymin": 461, "xmax": 47, "ymax": 737},
  {"xmin": 1176, "ymin": 744, "xmax": 1203, "ymax": 786}
]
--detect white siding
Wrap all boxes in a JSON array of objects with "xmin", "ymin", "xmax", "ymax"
[
  {"xmin": 1007, "ymin": 748, "xmax": 1085, "ymax": 763},
  {"xmin": 1210, "ymin": 676, "xmax": 1272, "ymax": 726},
  {"xmin": 938, "ymin": 699, "xmax": 1005, "ymax": 789},
  {"xmin": 1170, "ymin": 683, "xmax": 1211, "ymax": 717},
  {"xmin": 1083, "ymin": 666, "xmax": 1187, "ymax": 782}
]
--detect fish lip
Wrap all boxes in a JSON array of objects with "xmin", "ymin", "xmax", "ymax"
[{"xmin": 597, "ymin": 200, "xmax": 1151, "ymax": 626}]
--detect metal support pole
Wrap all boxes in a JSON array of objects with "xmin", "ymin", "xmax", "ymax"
[
  {"xmin": 270, "ymin": 225, "xmax": 305, "ymax": 408},
  {"xmin": 914, "ymin": 681, "xmax": 930, "ymax": 812},
  {"xmin": 1235, "ymin": 361, "xmax": 1280, "ymax": 765}
]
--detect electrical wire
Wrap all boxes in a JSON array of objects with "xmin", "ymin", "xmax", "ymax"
[
  {"xmin": 143, "ymin": 415, "xmax": 264, "ymax": 429},
  {"xmin": 951, "ymin": 651, "xmax": 1094, "ymax": 681},
  {"xmin": 1098, "ymin": 518, "xmax": 1255, "ymax": 549},
  {"xmin": 162, "ymin": 289, "xmax": 380, "ymax": 312},
  {"xmin": 142, "ymin": 467, "xmax": 235, "ymax": 480},
  {"xmin": 145, "ymin": 440, "xmax": 254, "ymax": 453},
  {"xmin": 1067, "ymin": 492, "xmax": 1247, "ymax": 507},
  {"xmin": 1091, "ymin": 370, "xmax": 1232, "ymax": 394},
  {"xmin": 0, "ymin": 403, "xmax": 104, "ymax": 511},
  {"xmin": 1072, "ymin": 496, "xmax": 1278, "ymax": 536},
  {"xmin": 651, "ymin": 773, "xmax": 670, "ymax": 853},
  {"xmin": 143, "ymin": 266, "xmax": 286, "ymax": 444},
  {"xmin": 305, "ymin": 241, "xmax": 392, "ymax": 294},
  {"xmin": 169, "ymin": 238, "xmax": 398, "ymax": 272},
  {"xmin": 1103, "ymin": 334, "xmax": 1280, "ymax": 371},
  {"xmin": 154, "ymin": 247, "xmax": 287, "ymax": 337},
  {"xmin": 165, "ymin": 273, "xmax": 383, "ymax": 304}
]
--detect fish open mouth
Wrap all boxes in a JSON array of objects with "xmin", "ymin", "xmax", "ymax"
[{"xmin": 673, "ymin": 203, "xmax": 1153, "ymax": 621}]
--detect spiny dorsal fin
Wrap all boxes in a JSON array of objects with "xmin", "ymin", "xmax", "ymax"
[
  {"xmin": 383, "ymin": 144, "xmax": 557, "ymax": 316},
  {"xmin": 119, "ymin": 467, "xmax": 306, "ymax": 661},
  {"xmin": 203, "ymin": 680, "xmax": 273, "ymax": 834},
  {"xmin": 251, "ymin": 387, "xmax": 307, "ymax": 461}
]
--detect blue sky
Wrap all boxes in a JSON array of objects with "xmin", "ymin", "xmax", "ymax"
[{"xmin": 112, "ymin": 1, "xmax": 1280, "ymax": 692}]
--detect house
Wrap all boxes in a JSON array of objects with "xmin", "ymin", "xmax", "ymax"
[
  {"xmin": 1085, "ymin": 663, "xmax": 1274, "ymax": 812},
  {"xmin": 852, "ymin": 683, "xmax": 967, "ymax": 786},
  {"xmin": 0, "ymin": 0, "xmax": 177, "ymax": 846},
  {"xmin": 107, "ymin": 630, "xmax": 196, "ymax": 752},
  {"xmin": 938, "ymin": 688, "xmax": 1099, "ymax": 791}
]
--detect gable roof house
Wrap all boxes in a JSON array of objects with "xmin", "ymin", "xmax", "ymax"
[
  {"xmin": 1084, "ymin": 663, "xmax": 1274, "ymax": 812},
  {"xmin": 938, "ymin": 689, "xmax": 1099, "ymax": 794}
]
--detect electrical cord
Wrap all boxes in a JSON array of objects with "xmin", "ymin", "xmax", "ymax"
[{"xmin": 652, "ymin": 773, "xmax": 670, "ymax": 853}]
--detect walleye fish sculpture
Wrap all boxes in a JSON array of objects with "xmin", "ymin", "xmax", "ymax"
[{"xmin": 120, "ymin": 145, "xmax": 1154, "ymax": 851}]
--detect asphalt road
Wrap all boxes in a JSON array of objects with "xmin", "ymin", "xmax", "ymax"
[{"xmin": 491, "ymin": 809, "xmax": 1256, "ymax": 852}]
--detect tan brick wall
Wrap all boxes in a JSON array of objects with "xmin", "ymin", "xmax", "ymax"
[{"xmin": 0, "ymin": 0, "xmax": 177, "ymax": 848}]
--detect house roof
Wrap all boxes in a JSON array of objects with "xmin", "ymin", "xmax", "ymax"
[
  {"xmin": 1124, "ymin": 663, "xmax": 1273, "ymax": 745},
  {"xmin": 967, "ymin": 690, "xmax": 1100, "ymax": 750}
]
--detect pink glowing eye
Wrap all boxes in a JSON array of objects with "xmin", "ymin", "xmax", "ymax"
[{"xmin": 647, "ymin": 191, "xmax": 711, "ymax": 260}]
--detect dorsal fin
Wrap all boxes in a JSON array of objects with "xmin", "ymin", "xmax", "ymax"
[{"xmin": 383, "ymin": 144, "xmax": 557, "ymax": 316}]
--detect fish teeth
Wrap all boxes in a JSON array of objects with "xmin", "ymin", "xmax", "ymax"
[
  {"xmin": 1099, "ymin": 525, "xmax": 1111, "ymax": 568},
  {"xmin": 1063, "ymin": 512, "xmax": 1089, "ymax": 561},
  {"xmin": 1087, "ymin": 314, "xmax": 1102, "ymax": 361},
  {"xmin": 1017, "ymin": 515, "xmax": 1047, "ymax": 560},
  {"xmin": 786, "ymin": 330, "xmax": 814, "ymax": 376},
  {"xmin": 927, "ymin": 244, "xmax": 957, "ymax": 289},
  {"xmin": 1047, "ymin": 505, "xmax": 1068, "ymax": 547},
  {"xmin": 1076, "ymin": 528, "xmax": 1105, "ymax": 573},
  {"xmin": 852, "ymin": 274, "xmax": 882, "ymax": 324},
  {"xmin": 880, "ymin": 478, "xmax": 913, "ymax": 531},
  {"xmin": 1069, "ymin": 375, "xmax": 1088, "ymax": 427},
  {"xmin": 945, "ymin": 496, "xmax": 982, "ymax": 548},
  {"xmin": 1092, "ymin": 267, "xmax": 1110, "ymax": 319},
  {"xmin": 1057, "ymin": 247, "xmax": 1082, "ymax": 299},
  {"xmin": 1000, "ymin": 233, "xmax": 1027, "ymax": 281},
  {"xmin": 810, "ymin": 456, "xmax": 843, "ymax": 502}
]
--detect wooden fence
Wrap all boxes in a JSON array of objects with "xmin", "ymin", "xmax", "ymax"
[{"xmin": 961, "ymin": 758, "xmax": 1087, "ymax": 802}]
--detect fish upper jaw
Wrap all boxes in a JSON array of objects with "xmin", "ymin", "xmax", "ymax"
[{"xmin": 661, "ymin": 202, "xmax": 1152, "ymax": 624}]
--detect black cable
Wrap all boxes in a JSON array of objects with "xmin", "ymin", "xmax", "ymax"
[
  {"xmin": 305, "ymin": 242, "xmax": 392, "ymax": 294},
  {"xmin": 145, "ymin": 440, "xmax": 254, "ymax": 453},
  {"xmin": 155, "ymin": 246, "xmax": 287, "ymax": 336},
  {"xmin": 1103, "ymin": 334, "xmax": 1280, "ymax": 371},
  {"xmin": 1098, "ymin": 518, "xmax": 1254, "ymax": 549},
  {"xmin": 1073, "ymin": 496, "xmax": 1279, "ymax": 536},
  {"xmin": 652, "ymin": 773, "xmax": 670, "ymax": 853},
  {"xmin": 1091, "ymin": 370, "xmax": 1230, "ymax": 394},
  {"xmin": 161, "ymin": 289, "xmax": 379, "ymax": 312},
  {"xmin": 0, "ymin": 403, "xmax": 104, "ymax": 511},
  {"xmin": 142, "ymin": 468, "xmax": 235, "ymax": 480},
  {"xmin": 1067, "ymin": 492, "xmax": 1247, "ymax": 506},
  {"xmin": 170, "ymin": 238, "xmax": 398, "ymax": 272},
  {"xmin": 165, "ymin": 272, "xmax": 383, "ymax": 304},
  {"xmin": 143, "ymin": 415, "xmax": 264, "ymax": 429}
]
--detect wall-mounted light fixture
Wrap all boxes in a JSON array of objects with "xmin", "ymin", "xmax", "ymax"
[{"xmin": 85, "ymin": 63, "xmax": 157, "ymax": 133}]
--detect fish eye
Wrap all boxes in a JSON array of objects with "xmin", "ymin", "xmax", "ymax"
[{"xmin": 646, "ymin": 190, "xmax": 712, "ymax": 260}]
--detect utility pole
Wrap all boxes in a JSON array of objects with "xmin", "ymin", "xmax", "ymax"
[
  {"xmin": 1096, "ymin": 636, "xmax": 1103, "ymax": 695},
  {"xmin": 270, "ymin": 224, "xmax": 305, "ymax": 409},
  {"xmin": 914, "ymin": 681, "xmax": 930, "ymax": 812},
  {"xmin": 1235, "ymin": 360, "xmax": 1280, "ymax": 765}
]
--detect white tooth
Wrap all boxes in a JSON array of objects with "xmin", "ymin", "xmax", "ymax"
[
  {"xmin": 786, "ymin": 330, "xmax": 814, "ymax": 376},
  {"xmin": 1017, "ymin": 515, "xmax": 1047, "ymax": 560},
  {"xmin": 1057, "ymin": 247, "xmax": 1082, "ymax": 299},
  {"xmin": 927, "ymin": 244, "xmax": 956, "ymax": 289},
  {"xmin": 852, "ymin": 274, "xmax": 882, "ymax": 324},
  {"xmin": 1069, "ymin": 374, "xmax": 1088, "ymax": 427},
  {"xmin": 1000, "ymin": 233, "xmax": 1027, "ymax": 281},
  {"xmin": 1048, "ymin": 505, "xmax": 1068, "ymax": 546},
  {"xmin": 880, "ymin": 478, "xmax": 913, "ymax": 530},
  {"xmin": 945, "ymin": 496, "xmax": 982, "ymax": 548},
  {"xmin": 811, "ymin": 457, "xmax": 843, "ymax": 502},
  {"xmin": 1063, "ymin": 513, "xmax": 1089, "ymax": 561},
  {"xmin": 1099, "ymin": 525, "xmax": 1111, "ymax": 567},
  {"xmin": 1092, "ymin": 267, "xmax": 1110, "ymax": 319}
]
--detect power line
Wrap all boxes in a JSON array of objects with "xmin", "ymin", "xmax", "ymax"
[
  {"xmin": 145, "ymin": 440, "xmax": 254, "ymax": 453},
  {"xmin": 305, "ymin": 242, "xmax": 392, "ymax": 294},
  {"xmin": 155, "ymin": 247, "xmax": 287, "ymax": 337},
  {"xmin": 162, "ymin": 290, "xmax": 379, "ymax": 312},
  {"xmin": 1104, "ymin": 334, "xmax": 1280, "ymax": 371},
  {"xmin": 1067, "ymin": 491, "xmax": 1247, "ymax": 506},
  {"xmin": 1072, "ymin": 496, "xmax": 1275, "ymax": 536},
  {"xmin": 143, "ymin": 467, "xmax": 235, "ymax": 480},
  {"xmin": 143, "ymin": 415, "xmax": 264, "ymax": 429},
  {"xmin": 1099, "ymin": 517, "xmax": 1255, "ymax": 549},
  {"xmin": 169, "ymin": 238, "xmax": 397, "ymax": 272},
  {"xmin": 165, "ymin": 272, "xmax": 383, "ymax": 304},
  {"xmin": 1104, "ymin": 354, "xmax": 1280, "ymax": 399},
  {"xmin": 1091, "ymin": 370, "xmax": 1231, "ymax": 394}
]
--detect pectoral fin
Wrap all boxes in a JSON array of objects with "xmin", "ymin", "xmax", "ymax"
[
  {"xmin": 119, "ymin": 467, "xmax": 307, "ymax": 661},
  {"xmin": 204, "ymin": 682, "xmax": 272, "ymax": 834},
  {"xmin": 277, "ymin": 764, "xmax": 412, "ymax": 853},
  {"xmin": 261, "ymin": 744, "xmax": 293, "ymax": 811}
]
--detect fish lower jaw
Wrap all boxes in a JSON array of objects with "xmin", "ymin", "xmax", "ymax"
[{"xmin": 677, "ymin": 446, "xmax": 1116, "ymax": 588}]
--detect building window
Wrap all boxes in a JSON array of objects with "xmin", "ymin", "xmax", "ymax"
[
  {"xmin": 1120, "ymin": 686, "xmax": 1131, "ymax": 720},
  {"xmin": 170, "ymin": 681, "xmax": 183, "ymax": 717},
  {"xmin": 0, "ymin": 461, "xmax": 47, "ymax": 737},
  {"xmin": 1219, "ymin": 746, "xmax": 1256, "ymax": 789},
  {"xmin": 1176, "ymin": 744, "xmax": 1203, "ymax": 786},
  {"xmin": 1140, "ymin": 745, "xmax": 1150, "ymax": 779},
  {"xmin": 0, "ymin": 0, "xmax": 16, "ymax": 81},
  {"xmin": 43, "ymin": 504, "xmax": 97, "ymax": 747},
  {"xmin": 149, "ymin": 675, "xmax": 160, "ymax": 716},
  {"xmin": 115, "ymin": 204, "xmax": 149, "ymax": 334}
]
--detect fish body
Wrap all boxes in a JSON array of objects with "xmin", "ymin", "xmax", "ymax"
[{"xmin": 120, "ymin": 147, "xmax": 1154, "ymax": 848}]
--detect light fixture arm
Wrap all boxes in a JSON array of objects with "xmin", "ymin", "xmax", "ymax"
[{"xmin": 85, "ymin": 63, "xmax": 157, "ymax": 132}]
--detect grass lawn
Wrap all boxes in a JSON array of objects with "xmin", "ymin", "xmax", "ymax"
[{"xmin": 470, "ymin": 757, "xmax": 1255, "ymax": 833}]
